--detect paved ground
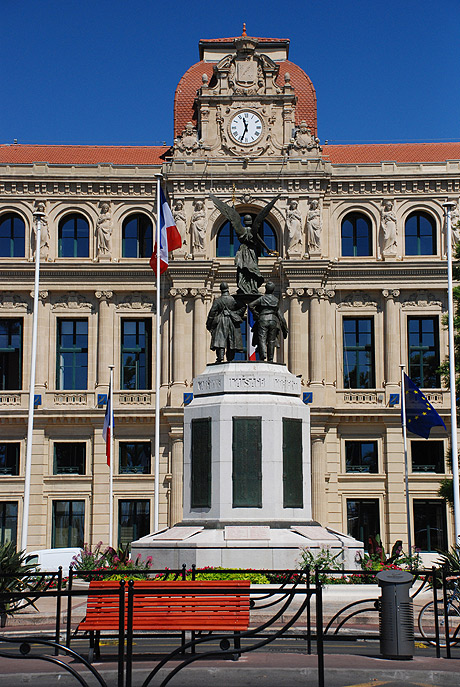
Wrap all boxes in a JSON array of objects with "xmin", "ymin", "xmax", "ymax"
[{"xmin": 1, "ymin": 585, "xmax": 458, "ymax": 686}]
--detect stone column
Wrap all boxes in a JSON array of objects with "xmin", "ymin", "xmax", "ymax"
[
  {"xmin": 35, "ymin": 290, "xmax": 49, "ymax": 392},
  {"xmin": 171, "ymin": 288, "xmax": 188, "ymax": 395},
  {"xmin": 168, "ymin": 422, "xmax": 184, "ymax": 526},
  {"xmin": 309, "ymin": 289, "xmax": 323, "ymax": 385},
  {"xmin": 192, "ymin": 288, "xmax": 208, "ymax": 377},
  {"xmin": 95, "ymin": 291, "xmax": 113, "ymax": 388},
  {"xmin": 286, "ymin": 288, "xmax": 304, "ymax": 377},
  {"xmin": 382, "ymin": 289, "xmax": 400, "ymax": 387},
  {"xmin": 311, "ymin": 433, "xmax": 326, "ymax": 525},
  {"xmin": 161, "ymin": 296, "xmax": 170, "ymax": 388}
]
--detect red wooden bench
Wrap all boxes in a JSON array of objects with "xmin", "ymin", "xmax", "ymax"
[{"xmin": 78, "ymin": 579, "xmax": 251, "ymax": 660}]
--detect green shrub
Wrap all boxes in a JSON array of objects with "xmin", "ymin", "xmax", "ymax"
[
  {"xmin": 0, "ymin": 542, "xmax": 39, "ymax": 622},
  {"xmin": 187, "ymin": 567, "xmax": 271, "ymax": 583},
  {"xmin": 298, "ymin": 547, "xmax": 343, "ymax": 585}
]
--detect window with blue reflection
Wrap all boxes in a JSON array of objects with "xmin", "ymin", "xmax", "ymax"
[
  {"xmin": 405, "ymin": 211, "xmax": 436, "ymax": 255},
  {"xmin": 345, "ymin": 441, "xmax": 378, "ymax": 473},
  {"xmin": 343, "ymin": 317, "xmax": 375, "ymax": 389},
  {"xmin": 341, "ymin": 213, "xmax": 372, "ymax": 256},
  {"xmin": 56, "ymin": 319, "xmax": 88, "ymax": 390},
  {"xmin": 122, "ymin": 214, "xmax": 153, "ymax": 258},
  {"xmin": 408, "ymin": 316, "xmax": 439, "ymax": 387},
  {"xmin": 216, "ymin": 215, "xmax": 277, "ymax": 257},
  {"xmin": 121, "ymin": 319, "xmax": 151, "ymax": 390},
  {"xmin": 58, "ymin": 214, "xmax": 89, "ymax": 258},
  {"xmin": 0, "ymin": 213, "xmax": 25, "ymax": 257}
]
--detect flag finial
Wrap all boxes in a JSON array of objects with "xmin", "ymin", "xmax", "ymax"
[{"xmin": 242, "ymin": 23, "xmax": 247, "ymax": 36}]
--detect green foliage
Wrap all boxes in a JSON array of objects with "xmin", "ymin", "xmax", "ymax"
[
  {"xmin": 350, "ymin": 536, "xmax": 421, "ymax": 583},
  {"xmin": 435, "ymin": 544, "xmax": 460, "ymax": 573},
  {"xmin": 187, "ymin": 567, "xmax": 271, "ymax": 583},
  {"xmin": 71, "ymin": 542, "xmax": 153, "ymax": 580},
  {"xmin": 298, "ymin": 547, "xmax": 343, "ymax": 585},
  {"xmin": 0, "ymin": 542, "xmax": 38, "ymax": 620},
  {"xmin": 438, "ymin": 477, "xmax": 454, "ymax": 508}
]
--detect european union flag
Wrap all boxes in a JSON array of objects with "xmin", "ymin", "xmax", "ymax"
[{"xmin": 402, "ymin": 373, "xmax": 446, "ymax": 439}]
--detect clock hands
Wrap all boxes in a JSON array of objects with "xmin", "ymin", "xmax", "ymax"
[{"xmin": 240, "ymin": 118, "xmax": 249, "ymax": 142}]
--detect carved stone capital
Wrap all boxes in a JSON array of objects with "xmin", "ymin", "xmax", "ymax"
[
  {"xmin": 38, "ymin": 290, "xmax": 49, "ymax": 301},
  {"xmin": 285, "ymin": 287, "xmax": 305, "ymax": 299},
  {"xmin": 95, "ymin": 290, "xmax": 113, "ymax": 301},
  {"xmin": 382, "ymin": 289, "xmax": 400, "ymax": 299}
]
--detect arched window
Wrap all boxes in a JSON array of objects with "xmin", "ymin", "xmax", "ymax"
[
  {"xmin": 122, "ymin": 214, "xmax": 153, "ymax": 258},
  {"xmin": 0, "ymin": 213, "xmax": 25, "ymax": 257},
  {"xmin": 341, "ymin": 213, "xmax": 372, "ymax": 257},
  {"xmin": 405, "ymin": 211, "xmax": 436, "ymax": 256},
  {"xmin": 58, "ymin": 214, "xmax": 89, "ymax": 258},
  {"xmin": 216, "ymin": 213, "xmax": 277, "ymax": 257}
]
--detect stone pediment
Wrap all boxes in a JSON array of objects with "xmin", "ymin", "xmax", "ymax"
[{"xmin": 210, "ymin": 42, "xmax": 280, "ymax": 97}]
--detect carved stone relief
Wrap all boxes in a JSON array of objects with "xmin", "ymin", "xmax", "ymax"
[
  {"xmin": 173, "ymin": 122, "xmax": 201, "ymax": 157},
  {"xmin": 290, "ymin": 121, "xmax": 322, "ymax": 157},
  {"xmin": 191, "ymin": 200, "xmax": 206, "ymax": 254},
  {"xmin": 0, "ymin": 293, "xmax": 29, "ymax": 311},
  {"xmin": 450, "ymin": 198, "xmax": 460, "ymax": 249},
  {"xmin": 337, "ymin": 292, "xmax": 378, "ymax": 309},
  {"xmin": 173, "ymin": 200, "xmax": 187, "ymax": 255},
  {"xmin": 117, "ymin": 293, "xmax": 155, "ymax": 311},
  {"xmin": 402, "ymin": 291, "xmax": 442, "ymax": 308},
  {"xmin": 52, "ymin": 292, "xmax": 93, "ymax": 311},
  {"xmin": 96, "ymin": 201, "xmax": 113, "ymax": 258},
  {"xmin": 286, "ymin": 199, "xmax": 303, "ymax": 258},
  {"xmin": 380, "ymin": 200, "xmax": 397, "ymax": 256},
  {"xmin": 306, "ymin": 198, "xmax": 322, "ymax": 254}
]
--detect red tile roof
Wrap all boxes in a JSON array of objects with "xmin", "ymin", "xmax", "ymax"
[
  {"xmin": 174, "ymin": 59, "xmax": 317, "ymax": 138},
  {"xmin": 324, "ymin": 142, "xmax": 460, "ymax": 164},
  {"xmin": 1, "ymin": 142, "xmax": 459, "ymax": 167},
  {"xmin": 0, "ymin": 144, "xmax": 169, "ymax": 166}
]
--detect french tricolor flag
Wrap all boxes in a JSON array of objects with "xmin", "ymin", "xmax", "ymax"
[
  {"xmin": 248, "ymin": 309, "xmax": 257, "ymax": 361},
  {"xmin": 150, "ymin": 187, "xmax": 182, "ymax": 275},
  {"xmin": 102, "ymin": 384, "xmax": 113, "ymax": 466}
]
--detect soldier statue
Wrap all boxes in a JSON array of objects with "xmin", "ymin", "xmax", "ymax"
[
  {"xmin": 206, "ymin": 282, "xmax": 246, "ymax": 363},
  {"xmin": 249, "ymin": 282, "xmax": 288, "ymax": 362}
]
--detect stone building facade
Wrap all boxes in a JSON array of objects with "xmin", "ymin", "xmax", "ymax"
[{"xmin": 1, "ymin": 31, "xmax": 459, "ymax": 562}]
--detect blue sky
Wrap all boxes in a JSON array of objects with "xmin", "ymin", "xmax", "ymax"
[{"xmin": 1, "ymin": 0, "xmax": 459, "ymax": 146}]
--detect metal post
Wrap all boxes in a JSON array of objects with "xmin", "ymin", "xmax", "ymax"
[
  {"xmin": 443, "ymin": 202, "xmax": 460, "ymax": 544},
  {"xmin": 400, "ymin": 365, "xmax": 412, "ymax": 555},
  {"xmin": 108, "ymin": 365, "xmax": 114, "ymax": 548},
  {"xmin": 21, "ymin": 208, "xmax": 45, "ymax": 552},
  {"xmin": 154, "ymin": 174, "xmax": 162, "ymax": 533}
]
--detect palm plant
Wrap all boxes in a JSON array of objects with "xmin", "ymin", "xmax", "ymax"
[{"xmin": 0, "ymin": 542, "xmax": 39, "ymax": 625}]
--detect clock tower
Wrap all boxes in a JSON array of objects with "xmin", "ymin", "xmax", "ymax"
[{"xmin": 172, "ymin": 29, "xmax": 322, "ymax": 160}]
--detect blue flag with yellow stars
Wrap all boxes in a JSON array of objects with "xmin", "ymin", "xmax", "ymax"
[{"xmin": 402, "ymin": 373, "xmax": 446, "ymax": 439}]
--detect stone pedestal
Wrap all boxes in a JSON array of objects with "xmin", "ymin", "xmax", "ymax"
[{"xmin": 132, "ymin": 362, "xmax": 363, "ymax": 569}]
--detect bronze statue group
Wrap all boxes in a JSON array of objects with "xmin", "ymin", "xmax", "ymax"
[{"xmin": 206, "ymin": 195, "xmax": 288, "ymax": 363}]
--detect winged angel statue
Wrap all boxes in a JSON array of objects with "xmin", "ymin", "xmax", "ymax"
[{"xmin": 210, "ymin": 194, "xmax": 280, "ymax": 295}]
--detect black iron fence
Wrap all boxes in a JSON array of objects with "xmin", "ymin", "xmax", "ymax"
[{"xmin": 0, "ymin": 567, "xmax": 324, "ymax": 687}]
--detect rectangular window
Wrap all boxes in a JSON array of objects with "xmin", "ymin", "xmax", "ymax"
[
  {"xmin": 347, "ymin": 498, "xmax": 380, "ymax": 551},
  {"xmin": 408, "ymin": 317, "xmax": 440, "ymax": 387},
  {"xmin": 0, "ymin": 319, "xmax": 22, "ymax": 390},
  {"xmin": 52, "ymin": 500, "xmax": 85, "ymax": 548},
  {"xmin": 345, "ymin": 441, "xmax": 378, "ymax": 473},
  {"xmin": 411, "ymin": 440, "xmax": 444, "ymax": 473},
  {"xmin": 232, "ymin": 417, "xmax": 262, "ymax": 508},
  {"xmin": 0, "ymin": 443, "xmax": 20, "ymax": 476},
  {"xmin": 0, "ymin": 501, "xmax": 18, "ymax": 546},
  {"xmin": 118, "ymin": 499, "xmax": 150, "ymax": 547},
  {"xmin": 121, "ymin": 319, "xmax": 151, "ymax": 390},
  {"xmin": 413, "ymin": 499, "xmax": 447, "ymax": 551},
  {"xmin": 54, "ymin": 443, "xmax": 86, "ymax": 475},
  {"xmin": 119, "ymin": 442, "xmax": 151, "ymax": 474},
  {"xmin": 56, "ymin": 320, "xmax": 88, "ymax": 390},
  {"xmin": 343, "ymin": 318, "xmax": 375, "ymax": 389},
  {"xmin": 191, "ymin": 418, "xmax": 212, "ymax": 508},
  {"xmin": 283, "ymin": 418, "xmax": 303, "ymax": 508}
]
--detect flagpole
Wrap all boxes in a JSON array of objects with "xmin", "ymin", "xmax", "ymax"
[
  {"xmin": 108, "ymin": 364, "xmax": 114, "ymax": 548},
  {"xmin": 21, "ymin": 207, "xmax": 45, "ymax": 552},
  {"xmin": 443, "ymin": 202, "xmax": 460, "ymax": 544},
  {"xmin": 400, "ymin": 364, "xmax": 412, "ymax": 555},
  {"xmin": 154, "ymin": 174, "xmax": 162, "ymax": 533}
]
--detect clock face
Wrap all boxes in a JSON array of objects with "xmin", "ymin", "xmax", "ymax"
[{"xmin": 230, "ymin": 111, "xmax": 263, "ymax": 144}]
